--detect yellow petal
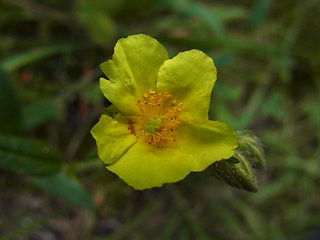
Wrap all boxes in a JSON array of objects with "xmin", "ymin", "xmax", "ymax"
[
  {"xmin": 100, "ymin": 34, "xmax": 169, "ymax": 115},
  {"xmin": 106, "ymin": 120, "xmax": 237, "ymax": 190},
  {"xmin": 175, "ymin": 120, "xmax": 237, "ymax": 171},
  {"xmin": 91, "ymin": 115, "xmax": 137, "ymax": 164},
  {"xmin": 107, "ymin": 140, "xmax": 192, "ymax": 190},
  {"xmin": 157, "ymin": 49, "xmax": 217, "ymax": 121}
]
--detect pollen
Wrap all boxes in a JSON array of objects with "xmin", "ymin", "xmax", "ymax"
[{"xmin": 136, "ymin": 89, "xmax": 183, "ymax": 145}]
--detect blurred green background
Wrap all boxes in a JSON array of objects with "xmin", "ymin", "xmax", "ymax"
[{"xmin": 1, "ymin": 0, "xmax": 320, "ymax": 239}]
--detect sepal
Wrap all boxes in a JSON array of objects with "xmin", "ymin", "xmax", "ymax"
[
  {"xmin": 236, "ymin": 130, "xmax": 266, "ymax": 169},
  {"xmin": 209, "ymin": 130, "xmax": 265, "ymax": 192}
]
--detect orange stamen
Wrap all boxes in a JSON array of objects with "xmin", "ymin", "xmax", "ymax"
[{"xmin": 135, "ymin": 89, "xmax": 183, "ymax": 145}]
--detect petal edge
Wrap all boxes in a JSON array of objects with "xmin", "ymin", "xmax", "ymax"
[
  {"xmin": 91, "ymin": 115, "xmax": 137, "ymax": 164},
  {"xmin": 157, "ymin": 49, "xmax": 217, "ymax": 121}
]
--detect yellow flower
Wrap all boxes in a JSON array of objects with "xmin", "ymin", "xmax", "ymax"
[{"xmin": 91, "ymin": 34, "xmax": 237, "ymax": 190}]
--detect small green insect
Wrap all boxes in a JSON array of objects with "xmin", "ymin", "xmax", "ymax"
[{"xmin": 145, "ymin": 117, "xmax": 162, "ymax": 133}]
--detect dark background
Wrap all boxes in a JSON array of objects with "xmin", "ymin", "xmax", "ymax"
[{"xmin": 1, "ymin": 0, "xmax": 320, "ymax": 239}]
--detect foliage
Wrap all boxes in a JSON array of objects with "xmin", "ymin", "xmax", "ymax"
[{"xmin": 0, "ymin": 0, "xmax": 320, "ymax": 239}]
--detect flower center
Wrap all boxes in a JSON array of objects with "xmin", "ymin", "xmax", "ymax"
[{"xmin": 136, "ymin": 89, "xmax": 182, "ymax": 145}]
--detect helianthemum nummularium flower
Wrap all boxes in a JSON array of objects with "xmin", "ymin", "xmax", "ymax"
[{"xmin": 91, "ymin": 34, "xmax": 237, "ymax": 190}]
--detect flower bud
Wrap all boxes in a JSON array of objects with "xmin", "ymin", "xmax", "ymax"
[{"xmin": 209, "ymin": 130, "xmax": 265, "ymax": 192}]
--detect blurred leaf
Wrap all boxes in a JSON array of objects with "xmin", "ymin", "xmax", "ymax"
[
  {"xmin": 84, "ymin": 148, "xmax": 98, "ymax": 161},
  {"xmin": 214, "ymin": 202, "xmax": 253, "ymax": 239},
  {"xmin": 213, "ymin": 80, "xmax": 241, "ymax": 101},
  {"xmin": 1, "ymin": 44, "xmax": 82, "ymax": 72},
  {"xmin": 22, "ymin": 99, "xmax": 59, "ymax": 129},
  {"xmin": 0, "ymin": 135, "xmax": 61, "ymax": 175},
  {"xmin": 30, "ymin": 172, "xmax": 94, "ymax": 209},
  {"xmin": 212, "ymin": 6, "xmax": 247, "ymax": 22},
  {"xmin": 164, "ymin": 36, "xmax": 281, "ymax": 56},
  {"xmin": 74, "ymin": 0, "xmax": 115, "ymax": 46},
  {"xmin": 209, "ymin": 81, "xmax": 240, "ymax": 124},
  {"xmin": 81, "ymin": 83, "xmax": 103, "ymax": 103},
  {"xmin": 0, "ymin": 207, "xmax": 67, "ymax": 240},
  {"xmin": 188, "ymin": 1, "xmax": 224, "ymax": 37},
  {"xmin": 262, "ymin": 130, "xmax": 294, "ymax": 156},
  {"xmin": 301, "ymin": 95, "xmax": 320, "ymax": 126},
  {"xmin": 0, "ymin": 68, "xmax": 22, "ymax": 134},
  {"xmin": 261, "ymin": 91, "xmax": 285, "ymax": 120},
  {"xmin": 210, "ymin": 101, "xmax": 254, "ymax": 129},
  {"xmin": 155, "ymin": 16, "xmax": 182, "ymax": 32},
  {"xmin": 212, "ymin": 53, "xmax": 235, "ymax": 67},
  {"xmin": 229, "ymin": 199, "xmax": 269, "ymax": 239},
  {"xmin": 251, "ymin": 173, "xmax": 295, "ymax": 205},
  {"xmin": 157, "ymin": 0, "xmax": 224, "ymax": 37},
  {"xmin": 248, "ymin": 0, "xmax": 272, "ymax": 29},
  {"xmin": 209, "ymin": 100, "xmax": 233, "ymax": 123}
]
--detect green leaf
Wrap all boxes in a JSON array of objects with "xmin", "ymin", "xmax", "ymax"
[
  {"xmin": 74, "ymin": 0, "xmax": 115, "ymax": 46},
  {"xmin": 261, "ymin": 91, "xmax": 284, "ymax": 120},
  {"xmin": 210, "ymin": 151, "xmax": 259, "ymax": 192},
  {"xmin": 164, "ymin": 36, "xmax": 281, "ymax": 56},
  {"xmin": 21, "ymin": 99, "xmax": 59, "ymax": 129},
  {"xmin": 1, "ymin": 44, "xmax": 82, "ymax": 72},
  {"xmin": 211, "ymin": 6, "xmax": 247, "ymax": 22},
  {"xmin": 213, "ymin": 80, "xmax": 241, "ymax": 101},
  {"xmin": 81, "ymin": 83, "xmax": 103, "ymax": 103},
  {"xmin": 0, "ymin": 135, "xmax": 61, "ymax": 175},
  {"xmin": 0, "ymin": 68, "xmax": 22, "ymax": 134},
  {"xmin": 188, "ymin": 1, "xmax": 224, "ymax": 37},
  {"xmin": 30, "ymin": 172, "xmax": 94, "ymax": 209},
  {"xmin": 158, "ymin": 0, "xmax": 224, "ymax": 37},
  {"xmin": 213, "ymin": 53, "xmax": 235, "ymax": 67},
  {"xmin": 248, "ymin": 0, "xmax": 272, "ymax": 29}
]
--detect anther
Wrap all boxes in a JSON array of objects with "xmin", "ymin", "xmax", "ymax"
[{"xmin": 138, "ymin": 91, "xmax": 183, "ymax": 145}]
